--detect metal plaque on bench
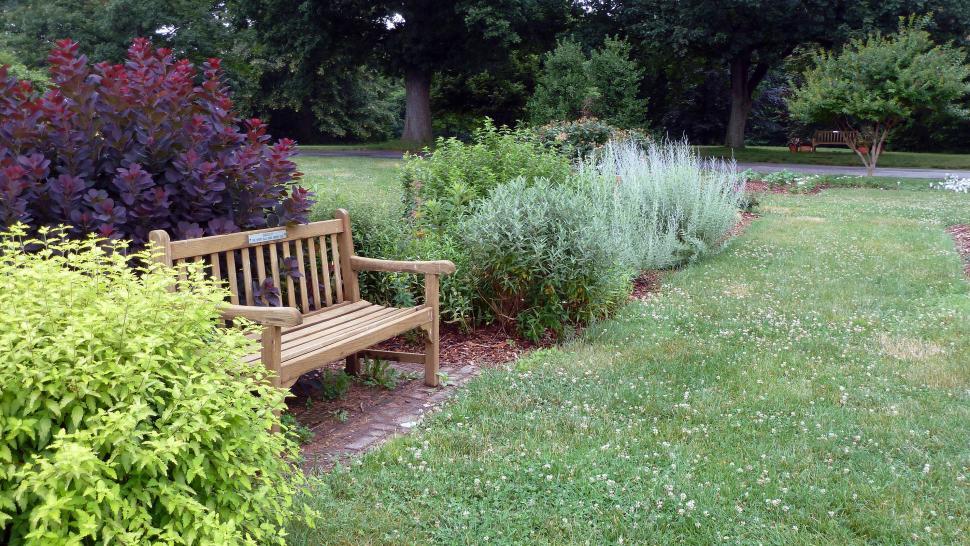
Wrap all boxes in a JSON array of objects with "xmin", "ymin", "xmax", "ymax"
[{"xmin": 247, "ymin": 229, "xmax": 287, "ymax": 245}]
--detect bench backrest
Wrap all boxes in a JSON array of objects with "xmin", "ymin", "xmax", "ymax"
[
  {"xmin": 148, "ymin": 210, "xmax": 360, "ymax": 314},
  {"xmin": 813, "ymin": 130, "xmax": 859, "ymax": 144}
]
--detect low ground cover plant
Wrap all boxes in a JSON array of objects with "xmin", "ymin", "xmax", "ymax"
[
  {"xmin": 740, "ymin": 168, "xmax": 828, "ymax": 193},
  {"xmin": 532, "ymin": 117, "xmax": 649, "ymax": 158},
  {"xmin": 0, "ymin": 225, "xmax": 305, "ymax": 544},
  {"xmin": 0, "ymin": 39, "xmax": 311, "ymax": 243}
]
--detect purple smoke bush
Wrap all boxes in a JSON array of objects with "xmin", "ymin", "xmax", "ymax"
[{"xmin": 0, "ymin": 38, "xmax": 312, "ymax": 243}]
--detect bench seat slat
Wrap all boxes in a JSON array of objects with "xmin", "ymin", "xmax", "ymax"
[
  {"xmin": 241, "ymin": 304, "xmax": 429, "ymax": 366},
  {"xmin": 280, "ymin": 307, "xmax": 404, "ymax": 355},
  {"xmin": 278, "ymin": 307, "xmax": 433, "ymax": 385}
]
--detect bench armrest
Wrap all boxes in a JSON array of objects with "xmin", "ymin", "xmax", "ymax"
[
  {"xmin": 219, "ymin": 304, "xmax": 303, "ymax": 327},
  {"xmin": 350, "ymin": 256, "xmax": 456, "ymax": 276}
]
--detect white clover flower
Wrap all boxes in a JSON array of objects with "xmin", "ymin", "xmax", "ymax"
[{"xmin": 936, "ymin": 174, "xmax": 970, "ymax": 192}]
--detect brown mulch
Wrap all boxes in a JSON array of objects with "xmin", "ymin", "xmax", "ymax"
[
  {"xmin": 630, "ymin": 270, "xmax": 663, "ymax": 300},
  {"xmin": 288, "ymin": 212, "xmax": 762, "ymax": 467},
  {"xmin": 727, "ymin": 211, "xmax": 758, "ymax": 239},
  {"xmin": 946, "ymin": 224, "xmax": 970, "ymax": 278},
  {"xmin": 373, "ymin": 321, "xmax": 551, "ymax": 368},
  {"xmin": 745, "ymin": 181, "xmax": 828, "ymax": 195}
]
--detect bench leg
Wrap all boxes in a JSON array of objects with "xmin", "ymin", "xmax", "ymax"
[
  {"xmin": 345, "ymin": 353, "xmax": 362, "ymax": 376},
  {"xmin": 424, "ymin": 324, "xmax": 440, "ymax": 387},
  {"xmin": 423, "ymin": 274, "xmax": 440, "ymax": 387},
  {"xmin": 261, "ymin": 325, "xmax": 283, "ymax": 433}
]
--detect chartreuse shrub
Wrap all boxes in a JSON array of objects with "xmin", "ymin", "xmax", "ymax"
[
  {"xmin": 0, "ymin": 39, "xmax": 312, "ymax": 243},
  {"xmin": 0, "ymin": 225, "xmax": 309, "ymax": 545},
  {"xmin": 461, "ymin": 178, "xmax": 632, "ymax": 340},
  {"xmin": 401, "ymin": 118, "xmax": 570, "ymax": 230}
]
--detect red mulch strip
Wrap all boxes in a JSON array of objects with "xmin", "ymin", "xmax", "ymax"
[
  {"xmin": 373, "ymin": 321, "xmax": 552, "ymax": 368},
  {"xmin": 727, "ymin": 211, "xmax": 758, "ymax": 239},
  {"xmin": 630, "ymin": 270, "xmax": 663, "ymax": 301},
  {"xmin": 946, "ymin": 224, "xmax": 970, "ymax": 278},
  {"xmin": 745, "ymin": 181, "xmax": 828, "ymax": 195}
]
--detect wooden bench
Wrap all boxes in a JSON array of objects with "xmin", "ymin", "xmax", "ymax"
[
  {"xmin": 148, "ymin": 209, "xmax": 455, "ymax": 388},
  {"xmin": 811, "ymin": 130, "xmax": 859, "ymax": 151}
]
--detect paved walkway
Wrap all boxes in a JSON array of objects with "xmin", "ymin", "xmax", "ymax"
[
  {"xmin": 297, "ymin": 149, "xmax": 965, "ymax": 179},
  {"xmin": 736, "ymin": 161, "xmax": 965, "ymax": 180}
]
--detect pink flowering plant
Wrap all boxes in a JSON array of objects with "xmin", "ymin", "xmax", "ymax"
[{"xmin": 0, "ymin": 39, "xmax": 312, "ymax": 243}]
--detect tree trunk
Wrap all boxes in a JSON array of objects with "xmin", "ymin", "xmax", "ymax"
[
  {"xmin": 725, "ymin": 56, "xmax": 754, "ymax": 149},
  {"xmin": 402, "ymin": 68, "xmax": 432, "ymax": 144}
]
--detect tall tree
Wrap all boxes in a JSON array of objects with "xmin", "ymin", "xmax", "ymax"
[
  {"xmin": 619, "ymin": 1, "xmax": 871, "ymax": 148},
  {"xmin": 788, "ymin": 17, "xmax": 970, "ymax": 175},
  {"xmin": 237, "ymin": 0, "xmax": 572, "ymax": 144},
  {"xmin": 228, "ymin": 1, "xmax": 402, "ymax": 141},
  {"xmin": 374, "ymin": 1, "xmax": 574, "ymax": 143},
  {"xmin": 1, "ymin": 0, "xmax": 253, "ymax": 102}
]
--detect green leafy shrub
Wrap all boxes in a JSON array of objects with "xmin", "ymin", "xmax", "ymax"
[
  {"xmin": 461, "ymin": 178, "xmax": 632, "ymax": 341},
  {"xmin": 391, "ymin": 119, "xmax": 572, "ymax": 327},
  {"xmin": 0, "ymin": 225, "xmax": 305, "ymax": 545},
  {"xmin": 311, "ymin": 195, "xmax": 414, "ymax": 307},
  {"xmin": 579, "ymin": 139, "xmax": 744, "ymax": 270},
  {"xmin": 401, "ymin": 119, "xmax": 571, "ymax": 228},
  {"xmin": 527, "ymin": 38, "xmax": 647, "ymax": 128},
  {"xmin": 533, "ymin": 117, "xmax": 650, "ymax": 158},
  {"xmin": 301, "ymin": 369, "xmax": 353, "ymax": 401},
  {"xmin": 0, "ymin": 48, "xmax": 48, "ymax": 89},
  {"xmin": 310, "ymin": 195, "xmax": 476, "ymax": 327}
]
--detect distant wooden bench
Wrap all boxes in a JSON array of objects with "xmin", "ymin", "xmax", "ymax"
[
  {"xmin": 811, "ymin": 130, "xmax": 859, "ymax": 151},
  {"xmin": 148, "ymin": 209, "xmax": 455, "ymax": 388}
]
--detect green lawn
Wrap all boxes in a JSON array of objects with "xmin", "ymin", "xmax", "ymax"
[
  {"xmin": 289, "ymin": 188, "xmax": 970, "ymax": 544},
  {"xmin": 295, "ymin": 155, "xmax": 402, "ymax": 211},
  {"xmin": 299, "ymin": 139, "xmax": 427, "ymax": 153},
  {"xmin": 701, "ymin": 145, "xmax": 970, "ymax": 170}
]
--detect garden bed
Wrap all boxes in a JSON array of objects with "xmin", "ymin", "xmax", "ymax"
[{"xmin": 745, "ymin": 180, "xmax": 828, "ymax": 194}]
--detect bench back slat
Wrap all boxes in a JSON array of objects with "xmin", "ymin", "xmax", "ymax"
[
  {"xmin": 813, "ymin": 130, "xmax": 859, "ymax": 145},
  {"xmin": 149, "ymin": 216, "xmax": 358, "ymax": 314},
  {"xmin": 307, "ymin": 237, "xmax": 323, "ymax": 309},
  {"xmin": 329, "ymin": 233, "xmax": 345, "ymax": 304}
]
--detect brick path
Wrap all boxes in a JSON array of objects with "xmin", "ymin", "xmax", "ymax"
[{"xmin": 298, "ymin": 361, "xmax": 480, "ymax": 470}]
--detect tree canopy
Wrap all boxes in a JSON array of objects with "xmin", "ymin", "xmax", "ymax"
[{"xmin": 3, "ymin": 0, "xmax": 970, "ymax": 148}]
